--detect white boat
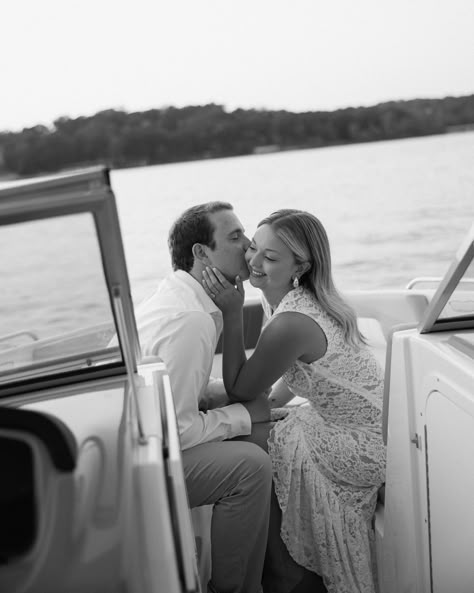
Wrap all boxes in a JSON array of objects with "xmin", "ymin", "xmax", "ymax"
[{"xmin": 0, "ymin": 167, "xmax": 473, "ymax": 593}]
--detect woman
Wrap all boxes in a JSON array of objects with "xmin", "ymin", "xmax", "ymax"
[{"xmin": 202, "ymin": 209, "xmax": 386, "ymax": 593}]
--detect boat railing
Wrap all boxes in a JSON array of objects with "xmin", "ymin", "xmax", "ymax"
[
  {"xmin": 406, "ymin": 276, "xmax": 474, "ymax": 289},
  {"xmin": 0, "ymin": 323, "xmax": 116, "ymax": 374},
  {"xmin": 0, "ymin": 331, "xmax": 39, "ymax": 347}
]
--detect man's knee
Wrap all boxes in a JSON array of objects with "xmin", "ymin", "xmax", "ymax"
[{"xmin": 237, "ymin": 440, "xmax": 272, "ymax": 485}]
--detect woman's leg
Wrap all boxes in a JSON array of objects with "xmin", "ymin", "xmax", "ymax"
[
  {"xmin": 262, "ymin": 486, "xmax": 305, "ymax": 593},
  {"xmin": 233, "ymin": 423, "xmax": 302, "ymax": 592},
  {"xmin": 264, "ymin": 487, "xmax": 327, "ymax": 593},
  {"xmin": 234, "ymin": 422, "xmax": 327, "ymax": 593}
]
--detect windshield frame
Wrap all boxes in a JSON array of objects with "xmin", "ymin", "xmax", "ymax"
[
  {"xmin": 0, "ymin": 167, "xmax": 140, "ymax": 398},
  {"xmin": 419, "ymin": 223, "xmax": 474, "ymax": 334}
]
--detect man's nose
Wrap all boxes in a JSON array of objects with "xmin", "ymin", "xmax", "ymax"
[{"xmin": 242, "ymin": 235, "xmax": 251, "ymax": 250}]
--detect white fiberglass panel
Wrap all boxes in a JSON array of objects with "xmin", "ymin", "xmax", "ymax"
[{"xmin": 425, "ymin": 390, "xmax": 474, "ymax": 593}]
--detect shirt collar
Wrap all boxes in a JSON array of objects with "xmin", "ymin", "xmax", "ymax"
[{"xmin": 174, "ymin": 270, "xmax": 221, "ymax": 316}]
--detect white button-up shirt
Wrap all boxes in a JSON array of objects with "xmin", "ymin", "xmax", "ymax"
[{"xmin": 135, "ymin": 270, "xmax": 251, "ymax": 450}]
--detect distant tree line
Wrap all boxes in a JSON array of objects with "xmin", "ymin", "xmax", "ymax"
[{"xmin": 0, "ymin": 94, "xmax": 473, "ymax": 176}]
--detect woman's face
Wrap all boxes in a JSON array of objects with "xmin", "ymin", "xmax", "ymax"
[{"xmin": 245, "ymin": 224, "xmax": 300, "ymax": 297}]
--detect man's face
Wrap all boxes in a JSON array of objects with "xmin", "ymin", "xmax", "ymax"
[{"xmin": 204, "ymin": 210, "xmax": 251, "ymax": 282}]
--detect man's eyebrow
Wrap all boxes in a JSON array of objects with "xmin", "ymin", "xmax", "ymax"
[{"xmin": 227, "ymin": 228, "xmax": 244, "ymax": 236}]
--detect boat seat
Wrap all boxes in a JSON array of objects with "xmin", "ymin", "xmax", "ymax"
[{"xmin": 0, "ymin": 407, "xmax": 77, "ymax": 563}]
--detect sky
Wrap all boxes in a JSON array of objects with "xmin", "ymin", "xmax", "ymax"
[{"xmin": 1, "ymin": 0, "xmax": 473, "ymax": 132}]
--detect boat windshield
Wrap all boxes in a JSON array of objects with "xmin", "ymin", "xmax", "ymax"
[
  {"xmin": 0, "ymin": 168, "xmax": 139, "ymax": 397},
  {"xmin": 420, "ymin": 223, "xmax": 474, "ymax": 333},
  {"xmin": 437, "ymin": 263, "xmax": 474, "ymax": 321}
]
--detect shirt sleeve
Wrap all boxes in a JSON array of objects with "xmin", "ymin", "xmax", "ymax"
[
  {"xmin": 152, "ymin": 311, "xmax": 251, "ymax": 450},
  {"xmin": 199, "ymin": 376, "xmax": 229, "ymax": 410}
]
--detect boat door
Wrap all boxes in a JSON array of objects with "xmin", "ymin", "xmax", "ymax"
[
  {"xmin": 0, "ymin": 168, "xmax": 200, "ymax": 593},
  {"xmin": 381, "ymin": 223, "xmax": 474, "ymax": 593}
]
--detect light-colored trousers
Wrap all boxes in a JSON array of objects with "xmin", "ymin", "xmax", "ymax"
[{"xmin": 183, "ymin": 437, "xmax": 272, "ymax": 593}]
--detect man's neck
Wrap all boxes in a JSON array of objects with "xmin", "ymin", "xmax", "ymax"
[{"xmin": 188, "ymin": 263, "xmax": 204, "ymax": 285}]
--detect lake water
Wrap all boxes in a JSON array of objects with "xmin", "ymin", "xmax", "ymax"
[
  {"xmin": 1, "ymin": 131, "xmax": 473, "ymax": 339},
  {"xmin": 111, "ymin": 131, "xmax": 474, "ymax": 304}
]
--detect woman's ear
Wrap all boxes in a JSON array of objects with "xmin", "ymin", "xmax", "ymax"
[
  {"xmin": 298, "ymin": 261, "xmax": 311, "ymax": 276},
  {"xmin": 192, "ymin": 243, "xmax": 209, "ymax": 264}
]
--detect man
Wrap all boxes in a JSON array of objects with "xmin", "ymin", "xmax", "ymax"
[{"xmin": 135, "ymin": 202, "xmax": 272, "ymax": 593}]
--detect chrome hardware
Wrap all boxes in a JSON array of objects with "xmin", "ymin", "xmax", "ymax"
[
  {"xmin": 112, "ymin": 286, "xmax": 148, "ymax": 445},
  {"xmin": 411, "ymin": 433, "xmax": 421, "ymax": 449}
]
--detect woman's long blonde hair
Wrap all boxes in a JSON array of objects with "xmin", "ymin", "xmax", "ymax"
[{"xmin": 258, "ymin": 209, "xmax": 366, "ymax": 347}]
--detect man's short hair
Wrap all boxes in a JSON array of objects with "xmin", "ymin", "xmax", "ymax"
[{"xmin": 168, "ymin": 201, "xmax": 234, "ymax": 272}]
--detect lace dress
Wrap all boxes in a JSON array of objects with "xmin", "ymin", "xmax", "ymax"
[{"xmin": 266, "ymin": 287, "xmax": 386, "ymax": 593}]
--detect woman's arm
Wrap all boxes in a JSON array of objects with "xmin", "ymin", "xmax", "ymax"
[
  {"xmin": 225, "ymin": 312, "xmax": 320, "ymax": 400},
  {"xmin": 202, "ymin": 267, "xmax": 249, "ymax": 398},
  {"xmin": 202, "ymin": 268, "xmax": 326, "ymax": 401}
]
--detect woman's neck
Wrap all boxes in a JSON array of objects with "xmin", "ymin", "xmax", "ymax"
[{"xmin": 262, "ymin": 285, "xmax": 293, "ymax": 311}]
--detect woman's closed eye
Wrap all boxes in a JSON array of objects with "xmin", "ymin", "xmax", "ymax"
[{"xmin": 248, "ymin": 243, "xmax": 276, "ymax": 261}]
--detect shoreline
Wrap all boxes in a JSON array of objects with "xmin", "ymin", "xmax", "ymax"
[{"xmin": 1, "ymin": 127, "xmax": 473, "ymax": 182}]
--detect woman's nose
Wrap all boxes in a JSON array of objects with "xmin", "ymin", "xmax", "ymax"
[{"xmin": 248, "ymin": 251, "xmax": 261, "ymax": 268}]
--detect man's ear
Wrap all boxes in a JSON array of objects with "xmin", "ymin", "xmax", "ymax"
[{"xmin": 192, "ymin": 243, "xmax": 210, "ymax": 265}]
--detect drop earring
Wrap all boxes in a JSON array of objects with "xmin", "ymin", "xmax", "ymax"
[{"xmin": 293, "ymin": 276, "xmax": 299, "ymax": 289}]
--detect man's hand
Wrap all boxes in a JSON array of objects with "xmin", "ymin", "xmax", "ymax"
[
  {"xmin": 267, "ymin": 378, "xmax": 296, "ymax": 408},
  {"xmin": 241, "ymin": 392, "xmax": 271, "ymax": 423},
  {"xmin": 200, "ymin": 391, "xmax": 231, "ymax": 411},
  {"xmin": 199, "ymin": 377, "xmax": 230, "ymax": 411}
]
